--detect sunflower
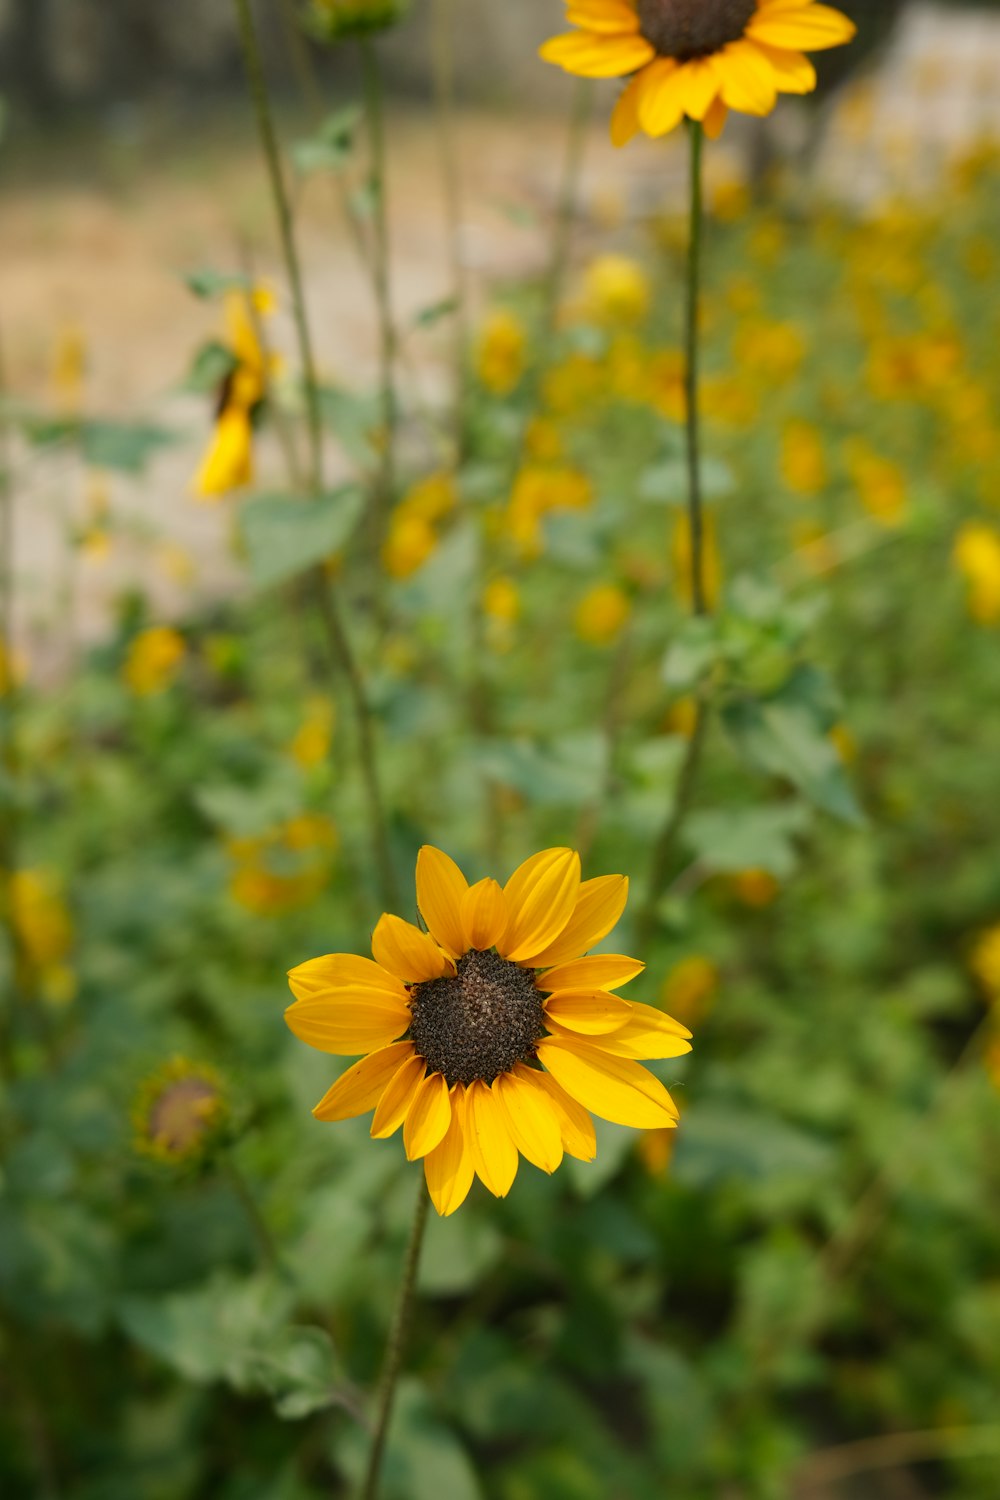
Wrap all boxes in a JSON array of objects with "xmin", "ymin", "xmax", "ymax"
[
  {"xmin": 287, "ymin": 846, "xmax": 691, "ymax": 1215},
  {"xmin": 540, "ymin": 0, "xmax": 857, "ymax": 146}
]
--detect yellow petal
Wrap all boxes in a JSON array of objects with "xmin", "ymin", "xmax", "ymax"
[
  {"xmin": 543, "ymin": 988, "xmax": 633, "ymax": 1034},
  {"xmin": 312, "ymin": 1040, "xmax": 416, "ymax": 1121},
  {"xmin": 610, "ymin": 72, "xmax": 644, "ymax": 149},
  {"xmin": 565, "ymin": 0, "xmax": 639, "ymax": 33},
  {"xmin": 522, "ymin": 874, "xmax": 629, "ymax": 968},
  {"xmin": 749, "ymin": 41, "xmax": 816, "ymax": 94},
  {"xmin": 747, "ymin": 3, "xmax": 857, "ymax": 51},
  {"xmin": 538, "ymin": 954, "xmax": 644, "ymax": 992},
  {"xmin": 638, "ymin": 58, "xmax": 686, "ymax": 138},
  {"xmin": 561, "ymin": 1001, "xmax": 692, "ymax": 1060},
  {"xmin": 539, "ymin": 30, "xmax": 655, "ymax": 79},
  {"xmin": 424, "ymin": 1086, "xmax": 476, "ymax": 1216},
  {"xmin": 496, "ymin": 1069, "xmax": 564, "ymax": 1174},
  {"xmin": 194, "ymin": 405, "xmax": 253, "ymax": 498},
  {"xmin": 466, "ymin": 1079, "xmax": 519, "ymax": 1197},
  {"xmin": 538, "ymin": 1036, "xmax": 679, "ymax": 1129},
  {"xmin": 285, "ymin": 992, "xmax": 410, "ymax": 1056},
  {"xmin": 371, "ymin": 913, "xmax": 454, "ymax": 984},
  {"xmin": 287, "ymin": 953, "xmax": 408, "ymax": 1003},
  {"xmin": 461, "ymin": 878, "xmax": 509, "ymax": 951},
  {"xmin": 403, "ymin": 1071, "xmax": 453, "ymax": 1160},
  {"xmin": 502, "ymin": 848, "xmax": 581, "ymax": 963},
  {"xmin": 532, "ymin": 1068, "xmax": 597, "ymax": 1161},
  {"xmin": 676, "ymin": 57, "xmax": 721, "ymax": 120},
  {"xmin": 416, "ymin": 845, "xmax": 469, "ymax": 959},
  {"xmin": 702, "ymin": 96, "xmax": 729, "ymax": 139},
  {"xmin": 713, "ymin": 40, "xmax": 778, "ymax": 116},
  {"xmin": 371, "ymin": 1054, "xmax": 427, "ymax": 1137}
]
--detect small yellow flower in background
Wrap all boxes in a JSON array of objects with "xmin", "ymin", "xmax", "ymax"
[
  {"xmin": 77, "ymin": 472, "xmax": 113, "ymax": 564},
  {"xmin": 383, "ymin": 510, "xmax": 438, "ymax": 580},
  {"xmin": 733, "ymin": 319, "xmax": 805, "ymax": 384},
  {"xmin": 287, "ymin": 846, "xmax": 691, "ymax": 1216},
  {"xmin": 402, "ymin": 471, "xmax": 457, "ymax": 524},
  {"xmin": 194, "ymin": 286, "xmax": 275, "ymax": 500},
  {"xmin": 638, "ymin": 1116, "xmax": 680, "ymax": 1175},
  {"xmin": 483, "ymin": 578, "xmax": 521, "ymax": 627},
  {"xmin": 844, "ymin": 440, "xmax": 907, "ymax": 529},
  {"xmin": 575, "ymin": 584, "xmax": 632, "ymax": 646},
  {"xmin": 662, "ymin": 696, "xmax": 699, "ymax": 738},
  {"xmin": 227, "ymin": 814, "xmax": 337, "ymax": 916},
  {"xmin": 304, "ymin": 0, "xmax": 407, "ymax": 40},
  {"xmin": 582, "ymin": 255, "xmax": 651, "ymax": 327},
  {"xmin": 195, "ymin": 404, "xmax": 254, "ymax": 500},
  {"xmin": 672, "ymin": 509, "xmax": 722, "ymax": 609},
  {"xmin": 507, "ymin": 465, "xmax": 593, "ymax": 559},
  {"xmin": 648, "ymin": 349, "xmax": 686, "ymax": 423},
  {"xmin": 953, "ymin": 524, "xmax": 1000, "ymax": 626},
  {"xmin": 0, "ymin": 637, "xmax": 26, "ymax": 698},
  {"xmin": 123, "ymin": 627, "xmax": 186, "ymax": 698},
  {"xmin": 51, "ymin": 322, "xmax": 87, "ymax": 412},
  {"xmin": 525, "ymin": 418, "xmax": 564, "ymax": 464},
  {"xmin": 543, "ymin": 352, "xmax": 605, "ymax": 417},
  {"xmin": 661, "ymin": 955, "xmax": 719, "ymax": 1028},
  {"xmin": 288, "ymin": 697, "xmax": 336, "ymax": 770},
  {"xmin": 7, "ymin": 870, "xmax": 76, "ymax": 1005},
  {"xmin": 605, "ymin": 335, "xmax": 652, "ymax": 405},
  {"xmin": 133, "ymin": 1058, "xmax": 227, "ymax": 1166},
  {"xmin": 477, "ymin": 310, "xmax": 527, "ymax": 397},
  {"xmin": 540, "ymin": 0, "xmax": 855, "ymax": 146},
  {"xmin": 729, "ymin": 868, "xmax": 780, "ymax": 908},
  {"xmin": 970, "ymin": 924, "xmax": 1000, "ymax": 1002},
  {"xmin": 702, "ymin": 371, "xmax": 759, "ymax": 427},
  {"xmin": 781, "ymin": 419, "xmax": 827, "ymax": 497}
]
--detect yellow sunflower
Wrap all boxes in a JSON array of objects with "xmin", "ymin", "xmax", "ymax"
[
  {"xmin": 540, "ymin": 0, "xmax": 856, "ymax": 146},
  {"xmin": 287, "ymin": 846, "xmax": 691, "ymax": 1216}
]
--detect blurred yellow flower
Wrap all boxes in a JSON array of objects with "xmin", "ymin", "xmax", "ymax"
[
  {"xmin": 575, "ymin": 584, "xmax": 631, "ymax": 646},
  {"xmin": 7, "ymin": 870, "xmax": 76, "ymax": 1005},
  {"xmin": 729, "ymin": 868, "xmax": 780, "ymax": 908},
  {"xmin": 133, "ymin": 1057, "xmax": 227, "ymax": 1166},
  {"xmin": 845, "ymin": 440, "xmax": 906, "ymax": 529},
  {"xmin": 953, "ymin": 524, "xmax": 1000, "ymax": 626},
  {"xmin": 648, "ymin": 349, "xmax": 686, "ymax": 423},
  {"xmin": 123, "ymin": 627, "xmax": 186, "ymax": 697},
  {"xmin": 403, "ymin": 471, "xmax": 457, "ymax": 523},
  {"xmin": 483, "ymin": 577, "xmax": 520, "ymax": 626},
  {"xmin": 227, "ymin": 813, "xmax": 337, "ymax": 915},
  {"xmin": 662, "ymin": 696, "xmax": 699, "ymax": 738},
  {"xmin": 194, "ymin": 286, "xmax": 274, "ymax": 500},
  {"xmin": 288, "ymin": 697, "xmax": 336, "ymax": 769},
  {"xmin": 540, "ymin": 0, "xmax": 855, "ymax": 146},
  {"xmin": 477, "ymin": 310, "xmax": 527, "ymax": 397},
  {"xmin": 507, "ymin": 465, "xmax": 593, "ymax": 558},
  {"xmin": 195, "ymin": 404, "xmax": 254, "ymax": 499},
  {"xmin": 638, "ymin": 1122, "xmax": 678, "ymax": 1175},
  {"xmin": 970, "ymin": 924, "xmax": 1000, "ymax": 1001},
  {"xmin": 525, "ymin": 418, "xmax": 564, "ymax": 464},
  {"xmin": 781, "ymin": 419, "xmax": 826, "ymax": 497},
  {"xmin": 733, "ymin": 319, "xmax": 805, "ymax": 383},
  {"xmin": 51, "ymin": 322, "xmax": 87, "ymax": 412},
  {"xmin": 383, "ymin": 510, "xmax": 438, "ymax": 579},
  {"xmin": 672, "ymin": 509, "xmax": 721, "ymax": 609},
  {"xmin": 543, "ymin": 352, "xmax": 605, "ymax": 417},
  {"xmin": 661, "ymin": 955, "xmax": 719, "ymax": 1028},
  {"xmin": 0, "ymin": 637, "xmax": 26, "ymax": 697},
  {"xmin": 583, "ymin": 255, "xmax": 651, "ymax": 326}
]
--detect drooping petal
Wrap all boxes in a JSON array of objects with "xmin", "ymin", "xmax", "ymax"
[
  {"xmin": 287, "ymin": 953, "xmax": 408, "ymax": 1003},
  {"xmin": 747, "ymin": 2, "xmax": 857, "ymax": 51},
  {"xmin": 370, "ymin": 1054, "xmax": 427, "ymax": 1138},
  {"xmin": 638, "ymin": 58, "xmax": 687, "ymax": 138},
  {"xmin": 532, "ymin": 1068, "xmax": 597, "ymax": 1161},
  {"xmin": 403, "ymin": 1071, "xmax": 453, "ymax": 1160},
  {"xmin": 285, "ymin": 992, "xmax": 410, "ymax": 1056},
  {"xmin": 565, "ymin": 0, "xmax": 640, "ymax": 34},
  {"xmin": 496, "ymin": 1069, "xmax": 564, "ymax": 1174},
  {"xmin": 538, "ymin": 1036, "xmax": 679, "ymax": 1129},
  {"xmin": 415, "ymin": 845, "xmax": 469, "ymax": 959},
  {"xmin": 538, "ymin": 954, "xmax": 644, "ymax": 992},
  {"xmin": 502, "ymin": 848, "xmax": 581, "ymax": 963},
  {"xmin": 522, "ymin": 874, "xmax": 629, "ymax": 968},
  {"xmin": 424, "ymin": 1086, "xmax": 475, "ymax": 1216},
  {"xmin": 461, "ymin": 878, "xmax": 509, "ymax": 952},
  {"xmin": 543, "ymin": 988, "xmax": 633, "ymax": 1034},
  {"xmin": 466, "ymin": 1079, "xmax": 519, "ymax": 1197},
  {"xmin": 312, "ymin": 1040, "xmax": 415, "ymax": 1121},
  {"xmin": 610, "ymin": 72, "xmax": 645, "ymax": 149},
  {"xmin": 749, "ymin": 41, "xmax": 816, "ymax": 94},
  {"xmin": 371, "ymin": 913, "xmax": 454, "ymax": 984},
  {"xmin": 713, "ymin": 39, "xmax": 779, "ymax": 115},
  {"xmin": 539, "ymin": 30, "xmax": 656, "ymax": 79}
]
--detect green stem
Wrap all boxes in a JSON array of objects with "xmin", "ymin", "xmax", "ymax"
[
  {"xmin": 359, "ymin": 36, "xmax": 398, "ymax": 546},
  {"xmin": 359, "ymin": 1181, "xmax": 431, "ymax": 1500},
  {"xmin": 640, "ymin": 121, "xmax": 708, "ymax": 933},
  {"xmin": 232, "ymin": 0, "xmax": 397, "ymax": 909}
]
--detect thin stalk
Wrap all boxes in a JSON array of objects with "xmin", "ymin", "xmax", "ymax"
[
  {"xmin": 359, "ymin": 1181, "xmax": 431, "ymax": 1500},
  {"xmin": 359, "ymin": 37, "xmax": 398, "ymax": 549},
  {"xmin": 232, "ymin": 0, "xmax": 398, "ymax": 908},
  {"xmin": 430, "ymin": 0, "xmax": 468, "ymax": 453},
  {"xmin": 640, "ymin": 121, "xmax": 708, "ymax": 935}
]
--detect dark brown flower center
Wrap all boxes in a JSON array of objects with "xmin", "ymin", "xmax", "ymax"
[
  {"xmin": 637, "ymin": 0, "xmax": 756, "ymax": 58},
  {"xmin": 149, "ymin": 1079, "xmax": 219, "ymax": 1153},
  {"xmin": 409, "ymin": 949, "xmax": 545, "ymax": 1087}
]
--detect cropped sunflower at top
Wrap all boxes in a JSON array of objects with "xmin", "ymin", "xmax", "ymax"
[
  {"xmin": 287, "ymin": 847, "xmax": 692, "ymax": 1215},
  {"xmin": 540, "ymin": 0, "xmax": 857, "ymax": 145}
]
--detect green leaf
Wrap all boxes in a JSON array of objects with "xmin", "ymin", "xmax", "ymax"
[
  {"xmin": 662, "ymin": 616, "xmax": 718, "ymax": 689},
  {"xmin": 318, "ymin": 386, "xmax": 379, "ymax": 467},
  {"xmin": 291, "ymin": 106, "xmax": 362, "ymax": 177},
  {"xmin": 238, "ymin": 487, "xmax": 365, "ymax": 589},
  {"xmin": 182, "ymin": 340, "xmax": 237, "ymax": 394},
  {"xmin": 83, "ymin": 420, "xmax": 177, "ymax": 473},
  {"xmin": 683, "ymin": 802, "xmax": 810, "ymax": 878},
  {"xmin": 414, "ymin": 297, "xmax": 459, "ymax": 328},
  {"xmin": 184, "ymin": 267, "xmax": 251, "ymax": 300}
]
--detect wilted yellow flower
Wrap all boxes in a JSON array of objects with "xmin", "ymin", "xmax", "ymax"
[
  {"xmin": 781, "ymin": 419, "xmax": 826, "ymax": 496},
  {"xmin": 661, "ymin": 955, "xmax": 719, "ymax": 1028},
  {"xmin": 575, "ymin": 584, "xmax": 631, "ymax": 646},
  {"xmin": 123, "ymin": 627, "xmax": 186, "ymax": 697},
  {"xmin": 844, "ymin": 441, "xmax": 906, "ymax": 529},
  {"xmin": 288, "ymin": 697, "xmax": 336, "ymax": 769},
  {"xmin": 954, "ymin": 524, "xmax": 1000, "ymax": 626},
  {"xmin": 133, "ymin": 1057, "xmax": 227, "ymax": 1166},
  {"xmin": 672, "ymin": 509, "xmax": 722, "ymax": 610},
  {"xmin": 304, "ymin": 0, "xmax": 407, "ymax": 40},
  {"xmin": 970, "ymin": 925, "xmax": 1000, "ymax": 1001},
  {"xmin": 7, "ymin": 870, "xmax": 76, "ymax": 1005},
  {"xmin": 51, "ymin": 323, "xmax": 87, "ymax": 412},
  {"xmin": 477, "ymin": 310, "xmax": 527, "ymax": 397},
  {"xmin": 729, "ymin": 868, "xmax": 780, "ymax": 908},
  {"xmin": 583, "ymin": 255, "xmax": 651, "ymax": 327}
]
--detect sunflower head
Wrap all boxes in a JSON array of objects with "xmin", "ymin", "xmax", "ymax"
[
  {"xmin": 286, "ymin": 846, "xmax": 693, "ymax": 1216},
  {"xmin": 133, "ymin": 1057, "xmax": 228, "ymax": 1167},
  {"xmin": 540, "ymin": 0, "xmax": 857, "ymax": 146}
]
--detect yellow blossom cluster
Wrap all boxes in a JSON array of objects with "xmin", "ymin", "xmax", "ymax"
[
  {"xmin": 383, "ymin": 471, "xmax": 457, "ymax": 579},
  {"xmin": 226, "ymin": 812, "xmax": 338, "ymax": 916},
  {"xmin": 6, "ymin": 870, "xmax": 76, "ymax": 1005},
  {"xmin": 122, "ymin": 627, "xmax": 186, "ymax": 697}
]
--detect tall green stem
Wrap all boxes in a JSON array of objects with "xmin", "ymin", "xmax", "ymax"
[
  {"xmin": 359, "ymin": 1181, "xmax": 431, "ymax": 1500},
  {"xmin": 640, "ymin": 121, "xmax": 709, "ymax": 938},
  {"xmin": 232, "ymin": 0, "xmax": 398, "ymax": 908},
  {"xmin": 359, "ymin": 37, "xmax": 397, "ymax": 547}
]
